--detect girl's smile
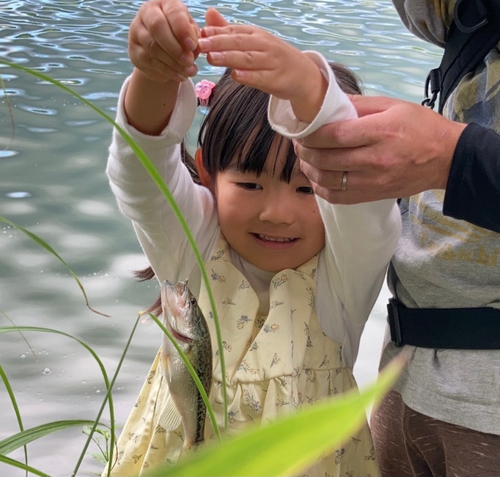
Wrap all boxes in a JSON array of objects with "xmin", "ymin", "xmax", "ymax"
[{"xmin": 252, "ymin": 233, "xmax": 298, "ymax": 248}]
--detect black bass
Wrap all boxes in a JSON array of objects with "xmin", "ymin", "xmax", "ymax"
[{"xmin": 159, "ymin": 279, "xmax": 212, "ymax": 449}]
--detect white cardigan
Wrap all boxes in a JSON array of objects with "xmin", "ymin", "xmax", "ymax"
[{"xmin": 107, "ymin": 52, "xmax": 401, "ymax": 369}]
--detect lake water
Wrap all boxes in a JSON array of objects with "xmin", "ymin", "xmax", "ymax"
[{"xmin": 0, "ymin": 1, "xmax": 440, "ymax": 475}]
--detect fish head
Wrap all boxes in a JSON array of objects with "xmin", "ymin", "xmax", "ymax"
[{"xmin": 161, "ymin": 279, "xmax": 202, "ymax": 342}]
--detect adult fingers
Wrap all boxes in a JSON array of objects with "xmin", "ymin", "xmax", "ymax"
[
  {"xmin": 311, "ymin": 183, "xmax": 370, "ymax": 205},
  {"xmin": 295, "ymin": 133, "xmax": 375, "ymax": 172},
  {"xmin": 308, "ymin": 169, "xmax": 398, "ymax": 205},
  {"xmin": 300, "ymin": 163, "xmax": 349, "ymax": 191},
  {"xmin": 350, "ymin": 95, "xmax": 403, "ymax": 117},
  {"xmin": 297, "ymin": 116, "xmax": 380, "ymax": 151},
  {"xmin": 299, "ymin": 159, "xmax": 370, "ymax": 193},
  {"xmin": 307, "ymin": 170, "xmax": 379, "ymax": 205},
  {"xmin": 297, "ymin": 96, "xmax": 413, "ymax": 150}
]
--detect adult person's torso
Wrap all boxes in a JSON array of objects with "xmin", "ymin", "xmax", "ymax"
[
  {"xmin": 384, "ymin": 0, "xmax": 500, "ymax": 435},
  {"xmin": 385, "ymin": 188, "xmax": 500, "ymax": 434}
]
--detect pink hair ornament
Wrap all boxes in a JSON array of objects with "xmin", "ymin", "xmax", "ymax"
[{"xmin": 195, "ymin": 79, "xmax": 216, "ymax": 106}]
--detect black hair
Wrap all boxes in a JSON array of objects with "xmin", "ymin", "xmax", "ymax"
[
  {"xmin": 135, "ymin": 62, "xmax": 363, "ymax": 316},
  {"xmin": 192, "ymin": 63, "xmax": 362, "ymax": 184},
  {"xmin": 198, "ymin": 68, "xmax": 295, "ymax": 183}
]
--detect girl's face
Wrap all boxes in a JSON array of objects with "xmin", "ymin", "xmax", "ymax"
[{"xmin": 212, "ymin": 138, "xmax": 325, "ymax": 273}]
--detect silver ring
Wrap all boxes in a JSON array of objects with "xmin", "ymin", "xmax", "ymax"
[{"xmin": 341, "ymin": 171, "xmax": 348, "ymax": 191}]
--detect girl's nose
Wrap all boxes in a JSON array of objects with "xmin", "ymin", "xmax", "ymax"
[{"xmin": 258, "ymin": 190, "xmax": 295, "ymax": 224}]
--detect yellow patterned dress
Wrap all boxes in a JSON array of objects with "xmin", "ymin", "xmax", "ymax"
[{"xmin": 104, "ymin": 238, "xmax": 379, "ymax": 477}]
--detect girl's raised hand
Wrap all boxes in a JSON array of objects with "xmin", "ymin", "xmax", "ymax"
[
  {"xmin": 128, "ymin": 0, "xmax": 200, "ymax": 82},
  {"xmin": 198, "ymin": 8, "xmax": 326, "ymax": 122}
]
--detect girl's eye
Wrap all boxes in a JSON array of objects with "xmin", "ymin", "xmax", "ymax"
[
  {"xmin": 297, "ymin": 186, "xmax": 314, "ymax": 194},
  {"xmin": 238, "ymin": 182, "xmax": 262, "ymax": 191}
]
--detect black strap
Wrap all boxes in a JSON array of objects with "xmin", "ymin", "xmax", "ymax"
[
  {"xmin": 422, "ymin": 0, "xmax": 500, "ymax": 114},
  {"xmin": 387, "ymin": 298, "xmax": 500, "ymax": 350}
]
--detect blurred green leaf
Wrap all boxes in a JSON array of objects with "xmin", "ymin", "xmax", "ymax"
[{"xmin": 147, "ymin": 356, "xmax": 403, "ymax": 477}]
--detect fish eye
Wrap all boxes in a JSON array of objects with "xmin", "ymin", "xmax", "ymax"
[{"xmin": 189, "ymin": 297, "xmax": 196, "ymax": 306}]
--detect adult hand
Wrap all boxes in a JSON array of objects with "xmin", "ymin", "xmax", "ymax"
[
  {"xmin": 128, "ymin": 0, "xmax": 200, "ymax": 83},
  {"xmin": 296, "ymin": 95, "xmax": 467, "ymax": 204},
  {"xmin": 198, "ymin": 8, "xmax": 326, "ymax": 122}
]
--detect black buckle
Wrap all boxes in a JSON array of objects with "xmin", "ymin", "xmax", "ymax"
[
  {"xmin": 422, "ymin": 68, "xmax": 441, "ymax": 109},
  {"xmin": 387, "ymin": 298, "xmax": 403, "ymax": 347}
]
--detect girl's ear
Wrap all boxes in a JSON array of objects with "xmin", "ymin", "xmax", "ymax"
[{"xmin": 195, "ymin": 148, "xmax": 211, "ymax": 187}]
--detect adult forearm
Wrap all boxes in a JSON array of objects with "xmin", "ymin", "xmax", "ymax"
[{"xmin": 444, "ymin": 123, "xmax": 500, "ymax": 233}]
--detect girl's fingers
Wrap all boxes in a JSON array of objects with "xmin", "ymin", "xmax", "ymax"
[
  {"xmin": 203, "ymin": 24, "xmax": 259, "ymax": 36},
  {"xmin": 198, "ymin": 24, "xmax": 274, "ymax": 53},
  {"xmin": 206, "ymin": 49, "xmax": 270, "ymax": 70},
  {"xmin": 205, "ymin": 8, "xmax": 229, "ymax": 28},
  {"xmin": 199, "ymin": 35, "xmax": 269, "ymax": 55},
  {"xmin": 198, "ymin": 29, "xmax": 274, "ymax": 69},
  {"xmin": 132, "ymin": 2, "xmax": 198, "ymax": 79},
  {"xmin": 163, "ymin": 4, "xmax": 199, "ymax": 53},
  {"xmin": 134, "ymin": 27, "xmax": 183, "ymax": 77},
  {"xmin": 205, "ymin": 49, "xmax": 289, "ymax": 93}
]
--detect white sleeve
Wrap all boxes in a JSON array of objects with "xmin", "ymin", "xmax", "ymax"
[
  {"xmin": 268, "ymin": 51, "xmax": 401, "ymax": 363},
  {"xmin": 314, "ymin": 199, "xmax": 401, "ymax": 368},
  {"xmin": 268, "ymin": 51, "xmax": 357, "ymax": 137},
  {"xmin": 319, "ymin": 200, "xmax": 400, "ymax": 351},
  {"xmin": 106, "ymin": 76, "xmax": 220, "ymax": 285}
]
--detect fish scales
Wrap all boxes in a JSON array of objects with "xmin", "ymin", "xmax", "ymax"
[{"xmin": 160, "ymin": 279, "xmax": 212, "ymax": 449}]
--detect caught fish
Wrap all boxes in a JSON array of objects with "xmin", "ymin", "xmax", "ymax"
[{"xmin": 159, "ymin": 279, "xmax": 212, "ymax": 449}]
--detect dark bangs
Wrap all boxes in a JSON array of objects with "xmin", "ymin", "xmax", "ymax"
[{"xmin": 198, "ymin": 69, "xmax": 297, "ymax": 183}]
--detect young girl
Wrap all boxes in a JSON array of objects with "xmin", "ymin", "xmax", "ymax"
[{"xmin": 105, "ymin": 2, "xmax": 401, "ymax": 476}]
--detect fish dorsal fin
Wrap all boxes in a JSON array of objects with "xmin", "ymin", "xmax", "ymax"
[{"xmin": 158, "ymin": 394, "xmax": 182, "ymax": 431}]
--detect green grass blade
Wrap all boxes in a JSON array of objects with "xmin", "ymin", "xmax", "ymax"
[
  {"xmin": 146, "ymin": 356, "xmax": 404, "ymax": 477},
  {"xmin": 0, "ymin": 325, "xmax": 115, "ymax": 469},
  {"xmin": 0, "ymin": 364, "xmax": 29, "ymax": 471},
  {"xmin": 0, "ymin": 73, "xmax": 16, "ymax": 150},
  {"xmin": 0, "ymin": 420, "xmax": 98, "ymax": 456},
  {"xmin": 0, "ymin": 216, "xmax": 109, "ymax": 318},
  {"xmin": 0, "ymin": 58, "xmax": 228, "ymax": 433},
  {"xmin": 0, "ymin": 455, "xmax": 51, "ymax": 477},
  {"xmin": 74, "ymin": 314, "xmax": 141, "ymax": 477},
  {"xmin": 148, "ymin": 313, "xmax": 221, "ymax": 443},
  {"xmin": 0, "ymin": 309, "xmax": 37, "ymax": 360}
]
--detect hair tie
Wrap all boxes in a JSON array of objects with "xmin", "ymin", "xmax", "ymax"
[{"xmin": 195, "ymin": 79, "xmax": 216, "ymax": 107}]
